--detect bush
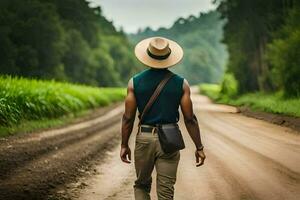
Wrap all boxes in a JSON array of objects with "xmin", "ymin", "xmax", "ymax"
[
  {"xmin": 199, "ymin": 82, "xmax": 300, "ymax": 117},
  {"xmin": 225, "ymin": 92, "xmax": 300, "ymax": 117},
  {"xmin": 220, "ymin": 73, "xmax": 238, "ymax": 98},
  {"xmin": 199, "ymin": 84, "xmax": 221, "ymax": 101}
]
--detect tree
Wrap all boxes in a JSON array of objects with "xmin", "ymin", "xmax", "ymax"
[
  {"xmin": 216, "ymin": 0, "xmax": 294, "ymax": 94},
  {"xmin": 0, "ymin": 0, "xmax": 141, "ymax": 86},
  {"xmin": 0, "ymin": 0, "xmax": 66, "ymax": 79},
  {"xmin": 267, "ymin": 1, "xmax": 300, "ymax": 96}
]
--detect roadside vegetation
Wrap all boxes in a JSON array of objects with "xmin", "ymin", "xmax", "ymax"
[
  {"xmin": 0, "ymin": 76, "xmax": 126, "ymax": 137},
  {"xmin": 216, "ymin": 0, "xmax": 300, "ymax": 97},
  {"xmin": 199, "ymin": 74, "xmax": 300, "ymax": 118},
  {"xmin": 0, "ymin": 0, "xmax": 140, "ymax": 87},
  {"xmin": 198, "ymin": 1, "xmax": 300, "ymax": 118}
]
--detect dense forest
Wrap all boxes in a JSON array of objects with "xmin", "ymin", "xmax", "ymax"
[
  {"xmin": 1, "ymin": 0, "xmax": 298, "ymax": 97},
  {"xmin": 216, "ymin": 0, "xmax": 300, "ymax": 97},
  {"xmin": 129, "ymin": 11, "xmax": 228, "ymax": 85},
  {"xmin": 0, "ymin": 0, "xmax": 140, "ymax": 86}
]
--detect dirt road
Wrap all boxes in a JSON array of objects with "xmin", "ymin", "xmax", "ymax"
[
  {"xmin": 65, "ymin": 91, "xmax": 300, "ymax": 200},
  {"xmin": 0, "ymin": 103, "xmax": 124, "ymax": 199},
  {"xmin": 0, "ymin": 90, "xmax": 300, "ymax": 200}
]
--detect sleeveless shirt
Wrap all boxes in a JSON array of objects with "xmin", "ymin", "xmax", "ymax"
[{"xmin": 133, "ymin": 68, "xmax": 184, "ymax": 125}]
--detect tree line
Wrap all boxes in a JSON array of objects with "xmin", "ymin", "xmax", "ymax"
[
  {"xmin": 217, "ymin": 0, "xmax": 300, "ymax": 97},
  {"xmin": 129, "ymin": 11, "xmax": 228, "ymax": 85},
  {"xmin": 0, "ymin": 0, "xmax": 140, "ymax": 86}
]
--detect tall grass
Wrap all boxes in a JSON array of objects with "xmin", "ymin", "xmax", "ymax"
[
  {"xmin": 223, "ymin": 92, "xmax": 300, "ymax": 117},
  {"xmin": 199, "ymin": 83, "xmax": 300, "ymax": 117},
  {"xmin": 0, "ymin": 76, "xmax": 126, "ymax": 126}
]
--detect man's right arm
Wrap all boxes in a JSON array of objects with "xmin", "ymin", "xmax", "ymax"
[{"xmin": 180, "ymin": 79, "xmax": 206, "ymax": 166}]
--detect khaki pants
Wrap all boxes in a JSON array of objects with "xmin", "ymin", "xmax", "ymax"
[{"xmin": 134, "ymin": 128, "xmax": 180, "ymax": 200}]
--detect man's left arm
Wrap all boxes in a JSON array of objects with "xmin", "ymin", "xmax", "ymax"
[{"xmin": 120, "ymin": 78, "xmax": 137, "ymax": 164}]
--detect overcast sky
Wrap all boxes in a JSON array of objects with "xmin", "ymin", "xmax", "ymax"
[{"xmin": 88, "ymin": 0, "xmax": 216, "ymax": 33}]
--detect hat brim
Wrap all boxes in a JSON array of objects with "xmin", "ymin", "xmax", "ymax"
[{"xmin": 134, "ymin": 37, "xmax": 184, "ymax": 69}]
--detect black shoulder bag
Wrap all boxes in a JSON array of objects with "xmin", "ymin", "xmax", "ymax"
[{"xmin": 138, "ymin": 71, "xmax": 185, "ymax": 154}]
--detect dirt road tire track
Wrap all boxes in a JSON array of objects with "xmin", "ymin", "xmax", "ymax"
[{"xmin": 0, "ymin": 103, "xmax": 124, "ymax": 200}]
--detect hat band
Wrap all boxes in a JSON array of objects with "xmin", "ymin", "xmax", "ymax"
[{"xmin": 147, "ymin": 48, "xmax": 171, "ymax": 60}]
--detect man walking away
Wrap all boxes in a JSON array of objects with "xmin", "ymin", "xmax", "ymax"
[{"xmin": 120, "ymin": 37, "xmax": 206, "ymax": 200}]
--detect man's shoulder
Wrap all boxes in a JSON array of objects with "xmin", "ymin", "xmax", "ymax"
[
  {"xmin": 132, "ymin": 69, "xmax": 148, "ymax": 80},
  {"xmin": 170, "ymin": 71, "xmax": 185, "ymax": 84},
  {"xmin": 169, "ymin": 72, "xmax": 187, "ymax": 92},
  {"xmin": 172, "ymin": 72, "xmax": 184, "ymax": 80},
  {"xmin": 130, "ymin": 69, "xmax": 149, "ymax": 90},
  {"xmin": 132, "ymin": 69, "xmax": 148, "ymax": 78}
]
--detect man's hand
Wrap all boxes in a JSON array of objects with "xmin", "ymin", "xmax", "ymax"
[
  {"xmin": 120, "ymin": 146, "xmax": 131, "ymax": 164},
  {"xmin": 195, "ymin": 149, "xmax": 206, "ymax": 167}
]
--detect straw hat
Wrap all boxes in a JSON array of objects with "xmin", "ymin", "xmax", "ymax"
[{"xmin": 134, "ymin": 37, "xmax": 183, "ymax": 69}]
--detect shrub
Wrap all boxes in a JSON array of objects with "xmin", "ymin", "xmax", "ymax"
[
  {"xmin": 220, "ymin": 73, "xmax": 238, "ymax": 98},
  {"xmin": 199, "ymin": 84, "xmax": 221, "ymax": 101}
]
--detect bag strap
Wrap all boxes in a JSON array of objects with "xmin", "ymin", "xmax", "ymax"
[{"xmin": 138, "ymin": 71, "xmax": 174, "ymax": 126}]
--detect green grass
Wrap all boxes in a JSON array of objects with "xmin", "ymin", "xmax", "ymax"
[
  {"xmin": 199, "ymin": 84, "xmax": 300, "ymax": 117},
  {"xmin": 0, "ymin": 109, "xmax": 94, "ymax": 137},
  {"xmin": 199, "ymin": 84, "xmax": 221, "ymax": 101},
  {"xmin": 0, "ymin": 76, "xmax": 126, "ymax": 136}
]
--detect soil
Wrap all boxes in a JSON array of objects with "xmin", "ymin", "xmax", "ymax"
[
  {"xmin": 61, "ymin": 92, "xmax": 300, "ymax": 200},
  {"xmin": 238, "ymin": 106, "xmax": 300, "ymax": 132},
  {"xmin": 0, "ymin": 102, "xmax": 124, "ymax": 200}
]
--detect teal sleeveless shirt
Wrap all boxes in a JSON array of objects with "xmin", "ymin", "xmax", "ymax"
[{"xmin": 133, "ymin": 68, "xmax": 184, "ymax": 125}]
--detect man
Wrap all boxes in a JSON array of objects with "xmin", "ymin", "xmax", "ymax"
[{"xmin": 120, "ymin": 37, "xmax": 206, "ymax": 200}]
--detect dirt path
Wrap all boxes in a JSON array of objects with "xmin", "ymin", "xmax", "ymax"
[
  {"xmin": 67, "ymin": 91, "xmax": 300, "ymax": 200},
  {"xmin": 1, "ymin": 91, "xmax": 300, "ymax": 200},
  {"xmin": 0, "ymin": 103, "xmax": 124, "ymax": 200}
]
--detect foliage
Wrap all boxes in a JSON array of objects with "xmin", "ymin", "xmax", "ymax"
[
  {"xmin": 199, "ymin": 84, "xmax": 300, "ymax": 117},
  {"xmin": 0, "ymin": 0, "xmax": 140, "ymax": 86},
  {"xmin": 216, "ymin": 0, "xmax": 299, "ymax": 97},
  {"xmin": 222, "ymin": 92, "xmax": 300, "ymax": 117},
  {"xmin": 220, "ymin": 73, "xmax": 238, "ymax": 98},
  {"xmin": 0, "ymin": 76, "xmax": 126, "ymax": 126},
  {"xmin": 129, "ymin": 11, "xmax": 228, "ymax": 85},
  {"xmin": 266, "ymin": 2, "xmax": 300, "ymax": 97},
  {"xmin": 0, "ymin": 111, "xmax": 88, "ymax": 137},
  {"xmin": 200, "ymin": 73, "xmax": 237, "ymax": 101},
  {"xmin": 199, "ymin": 84, "xmax": 221, "ymax": 101}
]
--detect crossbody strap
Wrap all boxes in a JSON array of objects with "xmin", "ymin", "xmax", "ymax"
[{"xmin": 138, "ymin": 71, "xmax": 174, "ymax": 126}]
